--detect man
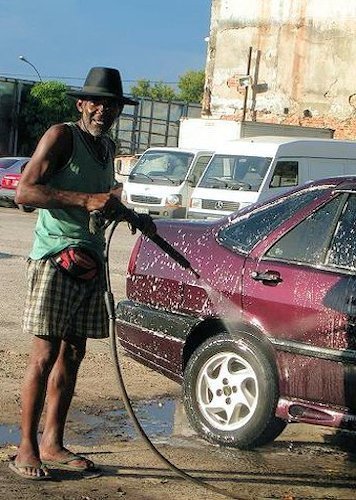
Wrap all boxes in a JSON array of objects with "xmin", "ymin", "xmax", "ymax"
[{"xmin": 10, "ymin": 67, "xmax": 155, "ymax": 480}]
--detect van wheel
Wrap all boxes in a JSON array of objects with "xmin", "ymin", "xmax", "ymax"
[{"xmin": 183, "ymin": 333, "xmax": 286, "ymax": 449}]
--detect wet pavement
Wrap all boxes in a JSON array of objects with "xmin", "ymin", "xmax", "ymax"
[{"xmin": 1, "ymin": 370, "xmax": 356, "ymax": 499}]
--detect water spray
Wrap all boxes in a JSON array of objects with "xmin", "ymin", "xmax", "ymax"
[{"xmin": 89, "ymin": 207, "xmax": 242, "ymax": 500}]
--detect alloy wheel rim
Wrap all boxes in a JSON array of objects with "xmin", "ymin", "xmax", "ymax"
[{"xmin": 196, "ymin": 351, "xmax": 258, "ymax": 431}]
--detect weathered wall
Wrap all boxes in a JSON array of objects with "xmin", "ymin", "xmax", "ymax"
[{"xmin": 204, "ymin": 0, "xmax": 356, "ymax": 139}]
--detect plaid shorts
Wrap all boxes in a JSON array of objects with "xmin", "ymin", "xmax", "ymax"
[{"xmin": 23, "ymin": 258, "xmax": 109, "ymax": 339}]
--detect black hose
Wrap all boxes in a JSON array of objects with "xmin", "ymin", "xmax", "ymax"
[{"xmin": 104, "ymin": 220, "xmax": 243, "ymax": 500}]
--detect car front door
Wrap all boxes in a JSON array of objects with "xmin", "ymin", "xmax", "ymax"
[{"xmin": 242, "ymin": 193, "xmax": 356, "ymax": 410}]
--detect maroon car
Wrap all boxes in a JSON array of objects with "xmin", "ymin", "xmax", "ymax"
[{"xmin": 116, "ymin": 176, "xmax": 356, "ymax": 449}]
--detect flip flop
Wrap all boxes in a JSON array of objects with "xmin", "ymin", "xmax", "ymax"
[
  {"xmin": 9, "ymin": 461, "xmax": 52, "ymax": 481},
  {"xmin": 41, "ymin": 451, "xmax": 100, "ymax": 475}
]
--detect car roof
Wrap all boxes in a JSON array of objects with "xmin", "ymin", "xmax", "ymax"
[{"xmin": 0, "ymin": 156, "xmax": 31, "ymax": 161}]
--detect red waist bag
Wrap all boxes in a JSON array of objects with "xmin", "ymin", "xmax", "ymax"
[{"xmin": 50, "ymin": 247, "xmax": 100, "ymax": 280}]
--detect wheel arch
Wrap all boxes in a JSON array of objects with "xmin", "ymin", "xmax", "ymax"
[{"xmin": 182, "ymin": 317, "xmax": 278, "ymax": 373}]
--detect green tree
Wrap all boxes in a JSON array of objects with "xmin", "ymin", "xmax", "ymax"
[
  {"xmin": 177, "ymin": 70, "xmax": 205, "ymax": 103},
  {"xmin": 130, "ymin": 78, "xmax": 176, "ymax": 101},
  {"xmin": 130, "ymin": 79, "xmax": 152, "ymax": 98},
  {"xmin": 18, "ymin": 81, "xmax": 77, "ymax": 155}
]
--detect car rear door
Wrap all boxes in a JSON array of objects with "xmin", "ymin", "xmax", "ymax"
[{"xmin": 242, "ymin": 192, "xmax": 356, "ymax": 409}]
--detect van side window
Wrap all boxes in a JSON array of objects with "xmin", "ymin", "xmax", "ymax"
[
  {"xmin": 188, "ymin": 155, "xmax": 212, "ymax": 186},
  {"xmin": 270, "ymin": 161, "xmax": 298, "ymax": 188}
]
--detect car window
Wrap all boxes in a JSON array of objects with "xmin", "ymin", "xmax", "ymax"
[
  {"xmin": 218, "ymin": 188, "xmax": 324, "ymax": 254},
  {"xmin": 0, "ymin": 159, "xmax": 17, "ymax": 169},
  {"xmin": 188, "ymin": 155, "xmax": 212, "ymax": 186},
  {"xmin": 265, "ymin": 195, "xmax": 342, "ymax": 264},
  {"xmin": 327, "ymin": 194, "xmax": 356, "ymax": 271},
  {"xmin": 270, "ymin": 161, "xmax": 298, "ymax": 188}
]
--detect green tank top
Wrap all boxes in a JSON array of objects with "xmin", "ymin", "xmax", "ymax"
[{"xmin": 30, "ymin": 122, "xmax": 115, "ymax": 261}]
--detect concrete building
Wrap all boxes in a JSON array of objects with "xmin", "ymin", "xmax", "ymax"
[{"xmin": 203, "ymin": 0, "xmax": 356, "ymax": 139}]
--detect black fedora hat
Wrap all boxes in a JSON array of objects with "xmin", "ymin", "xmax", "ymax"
[{"xmin": 67, "ymin": 67, "xmax": 137, "ymax": 106}]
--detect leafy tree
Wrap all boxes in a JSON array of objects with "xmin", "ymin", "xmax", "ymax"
[
  {"xmin": 177, "ymin": 70, "xmax": 205, "ymax": 103},
  {"xmin": 130, "ymin": 79, "xmax": 152, "ymax": 99},
  {"xmin": 130, "ymin": 71, "xmax": 205, "ymax": 104},
  {"xmin": 130, "ymin": 79, "xmax": 176, "ymax": 101},
  {"xmin": 18, "ymin": 81, "xmax": 77, "ymax": 155},
  {"xmin": 149, "ymin": 81, "xmax": 176, "ymax": 101}
]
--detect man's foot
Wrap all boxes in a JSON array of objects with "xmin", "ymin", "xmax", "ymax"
[
  {"xmin": 40, "ymin": 448, "xmax": 96, "ymax": 472},
  {"xmin": 9, "ymin": 456, "xmax": 51, "ymax": 480}
]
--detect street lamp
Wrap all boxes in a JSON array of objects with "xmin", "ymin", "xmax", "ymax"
[{"xmin": 19, "ymin": 55, "xmax": 43, "ymax": 82}]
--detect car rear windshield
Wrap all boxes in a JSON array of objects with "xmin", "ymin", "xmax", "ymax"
[
  {"xmin": 198, "ymin": 154, "xmax": 272, "ymax": 192},
  {"xmin": 0, "ymin": 159, "xmax": 17, "ymax": 169},
  {"xmin": 218, "ymin": 187, "xmax": 327, "ymax": 254}
]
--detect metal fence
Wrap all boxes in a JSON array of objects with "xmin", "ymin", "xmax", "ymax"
[
  {"xmin": 0, "ymin": 76, "xmax": 202, "ymax": 156},
  {"xmin": 0, "ymin": 78, "xmax": 29, "ymax": 156},
  {"xmin": 111, "ymin": 97, "xmax": 201, "ymax": 154}
]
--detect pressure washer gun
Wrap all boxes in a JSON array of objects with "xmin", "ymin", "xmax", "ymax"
[{"xmin": 89, "ymin": 201, "xmax": 200, "ymax": 279}]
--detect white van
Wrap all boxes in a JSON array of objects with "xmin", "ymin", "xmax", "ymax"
[
  {"xmin": 187, "ymin": 136, "xmax": 356, "ymax": 219},
  {"xmin": 121, "ymin": 147, "xmax": 213, "ymax": 218}
]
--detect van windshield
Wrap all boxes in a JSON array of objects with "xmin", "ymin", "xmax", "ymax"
[
  {"xmin": 128, "ymin": 150, "xmax": 194, "ymax": 185},
  {"xmin": 198, "ymin": 154, "xmax": 272, "ymax": 191}
]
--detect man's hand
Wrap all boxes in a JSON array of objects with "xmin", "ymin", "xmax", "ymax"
[
  {"xmin": 134, "ymin": 213, "xmax": 157, "ymax": 238},
  {"xmin": 102, "ymin": 194, "xmax": 126, "ymax": 221},
  {"xmin": 85, "ymin": 193, "xmax": 112, "ymax": 213},
  {"xmin": 87, "ymin": 193, "xmax": 156, "ymax": 238}
]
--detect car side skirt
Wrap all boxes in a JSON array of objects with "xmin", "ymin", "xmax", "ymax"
[{"xmin": 276, "ymin": 397, "xmax": 356, "ymax": 431}]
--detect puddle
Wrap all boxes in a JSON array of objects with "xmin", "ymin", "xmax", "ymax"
[
  {"xmin": 0, "ymin": 424, "xmax": 21, "ymax": 446},
  {"xmin": 69, "ymin": 398, "xmax": 175, "ymax": 443},
  {"xmin": 0, "ymin": 398, "xmax": 191, "ymax": 447},
  {"xmin": 0, "ymin": 252, "xmax": 14, "ymax": 259},
  {"xmin": 65, "ymin": 398, "xmax": 179, "ymax": 446}
]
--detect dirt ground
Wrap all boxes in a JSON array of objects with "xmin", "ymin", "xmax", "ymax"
[{"xmin": 0, "ymin": 207, "xmax": 356, "ymax": 500}]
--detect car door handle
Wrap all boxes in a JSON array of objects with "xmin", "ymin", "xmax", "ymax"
[{"xmin": 251, "ymin": 270, "xmax": 283, "ymax": 284}]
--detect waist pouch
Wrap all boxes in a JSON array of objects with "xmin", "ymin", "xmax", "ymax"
[{"xmin": 49, "ymin": 247, "xmax": 100, "ymax": 280}]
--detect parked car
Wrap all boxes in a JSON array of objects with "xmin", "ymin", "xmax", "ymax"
[
  {"xmin": 116, "ymin": 175, "xmax": 356, "ymax": 449},
  {"xmin": 0, "ymin": 156, "xmax": 34, "ymax": 212}
]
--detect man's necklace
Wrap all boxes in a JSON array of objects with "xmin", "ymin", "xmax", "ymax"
[{"xmin": 77, "ymin": 122, "xmax": 109, "ymax": 165}]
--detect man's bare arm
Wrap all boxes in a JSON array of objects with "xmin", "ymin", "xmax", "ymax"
[{"xmin": 15, "ymin": 124, "xmax": 114, "ymax": 212}]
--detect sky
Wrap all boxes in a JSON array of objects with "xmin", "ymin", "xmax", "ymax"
[{"xmin": 0, "ymin": 0, "xmax": 211, "ymax": 93}]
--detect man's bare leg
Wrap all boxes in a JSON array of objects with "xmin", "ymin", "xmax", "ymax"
[
  {"xmin": 14, "ymin": 336, "xmax": 60, "ymax": 478},
  {"xmin": 39, "ymin": 335, "xmax": 91, "ymax": 469}
]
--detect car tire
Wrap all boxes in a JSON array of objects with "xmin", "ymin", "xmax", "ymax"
[
  {"xmin": 183, "ymin": 333, "xmax": 286, "ymax": 449},
  {"xmin": 18, "ymin": 204, "xmax": 35, "ymax": 213}
]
